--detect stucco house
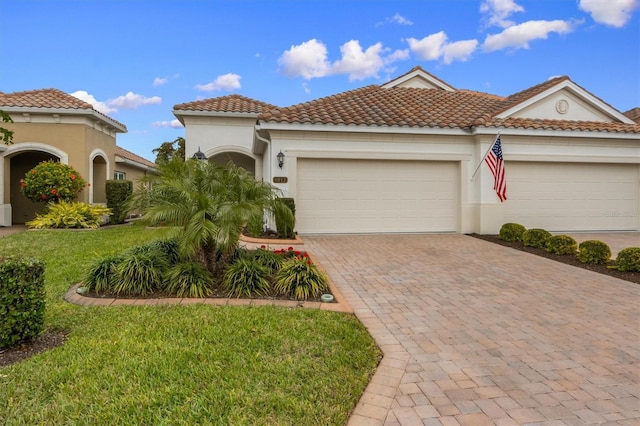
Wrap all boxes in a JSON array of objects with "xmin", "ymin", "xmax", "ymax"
[
  {"xmin": 174, "ymin": 67, "xmax": 640, "ymax": 235},
  {"xmin": 0, "ymin": 88, "xmax": 156, "ymax": 225}
]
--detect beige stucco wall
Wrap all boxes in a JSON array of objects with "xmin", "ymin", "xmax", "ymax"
[{"xmin": 0, "ymin": 117, "xmax": 119, "ymax": 224}]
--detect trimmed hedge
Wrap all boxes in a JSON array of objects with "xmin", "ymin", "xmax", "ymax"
[
  {"xmin": 0, "ymin": 257, "xmax": 46, "ymax": 349},
  {"xmin": 615, "ymin": 247, "xmax": 640, "ymax": 272},
  {"xmin": 498, "ymin": 223, "xmax": 527, "ymax": 242},
  {"xmin": 522, "ymin": 228, "xmax": 552, "ymax": 249},
  {"xmin": 106, "ymin": 180, "xmax": 133, "ymax": 224},
  {"xmin": 545, "ymin": 235, "xmax": 578, "ymax": 255},
  {"xmin": 577, "ymin": 240, "xmax": 611, "ymax": 265}
]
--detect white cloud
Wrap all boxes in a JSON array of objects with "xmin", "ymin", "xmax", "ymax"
[
  {"xmin": 388, "ymin": 13, "xmax": 413, "ymax": 25},
  {"xmin": 71, "ymin": 90, "xmax": 161, "ymax": 114},
  {"xmin": 579, "ymin": 0, "xmax": 639, "ymax": 27},
  {"xmin": 483, "ymin": 20, "xmax": 576, "ymax": 52},
  {"xmin": 405, "ymin": 32, "xmax": 478, "ymax": 64},
  {"xmin": 406, "ymin": 31, "xmax": 448, "ymax": 61},
  {"xmin": 480, "ymin": 0, "xmax": 525, "ymax": 28},
  {"xmin": 331, "ymin": 40, "xmax": 385, "ymax": 81},
  {"xmin": 152, "ymin": 119, "xmax": 183, "ymax": 128},
  {"xmin": 385, "ymin": 48, "xmax": 410, "ymax": 63},
  {"xmin": 278, "ymin": 39, "xmax": 331, "ymax": 79},
  {"xmin": 195, "ymin": 73, "xmax": 242, "ymax": 92},
  {"xmin": 107, "ymin": 92, "xmax": 162, "ymax": 109},
  {"xmin": 442, "ymin": 39, "xmax": 479, "ymax": 64},
  {"xmin": 70, "ymin": 90, "xmax": 116, "ymax": 115},
  {"xmin": 153, "ymin": 77, "xmax": 168, "ymax": 87}
]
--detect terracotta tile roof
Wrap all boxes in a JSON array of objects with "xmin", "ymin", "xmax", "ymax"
[
  {"xmin": 260, "ymin": 85, "xmax": 506, "ymax": 129},
  {"xmin": 258, "ymin": 76, "xmax": 640, "ymax": 134},
  {"xmin": 174, "ymin": 94, "xmax": 277, "ymax": 114},
  {"xmin": 115, "ymin": 146, "xmax": 157, "ymax": 169},
  {"xmin": 624, "ymin": 107, "xmax": 640, "ymax": 123},
  {"xmin": 0, "ymin": 88, "xmax": 127, "ymax": 130}
]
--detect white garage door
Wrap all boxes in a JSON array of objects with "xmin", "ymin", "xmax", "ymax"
[
  {"xmin": 504, "ymin": 162, "xmax": 639, "ymax": 231},
  {"xmin": 296, "ymin": 159, "xmax": 458, "ymax": 234}
]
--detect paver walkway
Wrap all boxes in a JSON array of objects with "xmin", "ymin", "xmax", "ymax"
[{"xmin": 304, "ymin": 234, "xmax": 640, "ymax": 426}]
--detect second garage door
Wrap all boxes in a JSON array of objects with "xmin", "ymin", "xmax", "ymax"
[
  {"xmin": 504, "ymin": 162, "xmax": 639, "ymax": 231},
  {"xmin": 295, "ymin": 159, "xmax": 458, "ymax": 234}
]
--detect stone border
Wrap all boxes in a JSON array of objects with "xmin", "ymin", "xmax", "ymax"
[
  {"xmin": 63, "ymin": 251, "xmax": 352, "ymax": 314},
  {"xmin": 239, "ymin": 234, "xmax": 304, "ymax": 245}
]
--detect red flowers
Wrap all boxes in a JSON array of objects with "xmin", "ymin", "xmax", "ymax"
[
  {"xmin": 41, "ymin": 194, "xmax": 47, "ymax": 200},
  {"xmin": 51, "ymin": 189, "xmax": 57, "ymax": 195},
  {"xmin": 70, "ymin": 174, "xmax": 76, "ymax": 180}
]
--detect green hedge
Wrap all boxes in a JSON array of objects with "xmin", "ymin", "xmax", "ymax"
[
  {"xmin": 498, "ymin": 223, "xmax": 526, "ymax": 242},
  {"xmin": 0, "ymin": 257, "xmax": 46, "ymax": 349},
  {"xmin": 577, "ymin": 240, "xmax": 611, "ymax": 265},
  {"xmin": 106, "ymin": 180, "xmax": 133, "ymax": 224},
  {"xmin": 522, "ymin": 228, "xmax": 551, "ymax": 249},
  {"xmin": 545, "ymin": 235, "xmax": 578, "ymax": 255},
  {"xmin": 615, "ymin": 247, "xmax": 640, "ymax": 272}
]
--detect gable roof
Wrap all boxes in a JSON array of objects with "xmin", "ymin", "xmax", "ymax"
[
  {"xmin": 0, "ymin": 88, "xmax": 127, "ymax": 131},
  {"xmin": 624, "ymin": 107, "xmax": 640, "ymax": 123},
  {"xmin": 115, "ymin": 146, "xmax": 157, "ymax": 169}
]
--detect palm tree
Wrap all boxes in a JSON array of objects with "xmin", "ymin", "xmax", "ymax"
[{"xmin": 129, "ymin": 158, "xmax": 293, "ymax": 275}]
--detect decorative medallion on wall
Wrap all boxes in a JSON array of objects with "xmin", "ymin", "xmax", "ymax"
[{"xmin": 555, "ymin": 99, "xmax": 569, "ymax": 114}]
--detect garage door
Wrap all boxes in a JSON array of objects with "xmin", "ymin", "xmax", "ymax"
[
  {"xmin": 296, "ymin": 159, "xmax": 458, "ymax": 233},
  {"xmin": 504, "ymin": 162, "xmax": 639, "ymax": 231}
]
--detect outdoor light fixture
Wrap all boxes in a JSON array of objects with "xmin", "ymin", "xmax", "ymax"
[
  {"xmin": 277, "ymin": 150, "xmax": 285, "ymax": 169},
  {"xmin": 192, "ymin": 147, "xmax": 207, "ymax": 161}
]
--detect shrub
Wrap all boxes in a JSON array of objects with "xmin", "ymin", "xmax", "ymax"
[
  {"xmin": 151, "ymin": 238, "xmax": 181, "ymax": 265},
  {"xmin": 253, "ymin": 247, "xmax": 285, "ymax": 273},
  {"xmin": 0, "ymin": 257, "xmax": 46, "ymax": 349},
  {"xmin": 106, "ymin": 180, "xmax": 133, "ymax": 224},
  {"xmin": 274, "ymin": 256, "xmax": 328, "ymax": 301},
  {"xmin": 223, "ymin": 257, "xmax": 271, "ymax": 298},
  {"xmin": 26, "ymin": 201, "xmax": 111, "ymax": 229},
  {"xmin": 523, "ymin": 228, "xmax": 551, "ymax": 249},
  {"xmin": 577, "ymin": 240, "xmax": 612, "ymax": 265},
  {"xmin": 112, "ymin": 244, "xmax": 169, "ymax": 295},
  {"xmin": 165, "ymin": 262, "xmax": 214, "ymax": 298},
  {"xmin": 275, "ymin": 197, "xmax": 296, "ymax": 239},
  {"xmin": 545, "ymin": 235, "xmax": 578, "ymax": 255},
  {"xmin": 246, "ymin": 212, "xmax": 264, "ymax": 237},
  {"xmin": 498, "ymin": 223, "xmax": 527, "ymax": 242},
  {"xmin": 83, "ymin": 255, "xmax": 123, "ymax": 293},
  {"xmin": 615, "ymin": 247, "xmax": 640, "ymax": 272},
  {"xmin": 21, "ymin": 160, "xmax": 87, "ymax": 203}
]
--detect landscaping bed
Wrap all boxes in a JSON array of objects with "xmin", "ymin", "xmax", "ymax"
[{"xmin": 469, "ymin": 233, "xmax": 640, "ymax": 284}]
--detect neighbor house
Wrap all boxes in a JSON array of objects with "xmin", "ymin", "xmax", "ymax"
[
  {"xmin": 174, "ymin": 67, "xmax": 640, "ymax": 235},
  {"xmin": 0, "ymin": 88, "xmax": 155, "ymax": 225}
]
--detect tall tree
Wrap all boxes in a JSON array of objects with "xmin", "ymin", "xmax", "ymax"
[
  {"xmin": 1, "ymin": 110, "xmax": 14, "ymax": 145},
  {"xmin": 152, "ymin": 136, "xmax": 185, "ymax": 164}
]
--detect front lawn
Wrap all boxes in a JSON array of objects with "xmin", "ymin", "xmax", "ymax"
[{"xmin": 0, "ymin": 225, "xmax": 380, "ymax": 425}]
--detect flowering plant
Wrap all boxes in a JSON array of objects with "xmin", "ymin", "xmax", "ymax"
[{"xmin": 21, "ymin": 160, "xmax": 87, "ymax": 203}]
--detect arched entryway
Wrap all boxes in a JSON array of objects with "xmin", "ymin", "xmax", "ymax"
[
  {"xmin": 8, "ymin": 151, "xmax": 59, "ymax": 223},
  {"xmin": 209, "ymin": 151, "xmax": 256, "ymax": 175},
  {"xmin": 91, "ymin": 154, "xmax": 108, "ymax": 204}
]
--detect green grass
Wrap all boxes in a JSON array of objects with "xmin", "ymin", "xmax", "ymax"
[{"xmin": 0, "ymin": 225, "xmax": 380, "ymax": 425}]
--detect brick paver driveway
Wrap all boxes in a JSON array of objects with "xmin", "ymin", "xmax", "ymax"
[{"xmin": 305, "ymin": 234, "xmax": 640, "ymax": 426}]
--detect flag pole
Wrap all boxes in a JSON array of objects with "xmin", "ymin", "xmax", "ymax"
[{"xmin": 470, "ymin": 132, "xmax": 500, "ymax": 181}]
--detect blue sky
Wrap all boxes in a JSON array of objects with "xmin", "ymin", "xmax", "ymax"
[{"xmin": 1, "ymin": 0, "xmax": 638, "ymax": 161}]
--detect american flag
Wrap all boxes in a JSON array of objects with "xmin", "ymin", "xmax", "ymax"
[{"xmin": 485, "ymin": 135, "xmax": 507, "ymax": 202}]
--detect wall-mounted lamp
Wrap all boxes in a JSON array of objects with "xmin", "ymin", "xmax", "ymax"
[
  {"xmin": 192, "ymin": 147, "xmax": 207, "ymax": 161},
  {"xmin": 277, "ymin": 150, "xmax": 285, "ymax": 169}
]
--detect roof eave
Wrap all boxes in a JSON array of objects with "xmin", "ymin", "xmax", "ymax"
[{"xmin": 1, "ymin": 106, "xmax": 127, "ymax": 132}]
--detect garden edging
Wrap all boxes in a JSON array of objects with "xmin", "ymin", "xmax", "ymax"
[{"xmin": 64, "ymin": 250, "xmax": 352, "ymax": 314}]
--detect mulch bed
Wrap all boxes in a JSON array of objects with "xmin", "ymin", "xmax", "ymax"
[
  {"xmin": 468, "ymin": 234, "xmax": 640, "ymax": 284},
  {"xmin": 0, "ymin": 330, "xmax": 69, "ymax": 367}
]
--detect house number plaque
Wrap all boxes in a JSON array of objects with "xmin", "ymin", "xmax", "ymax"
[{"xmin": 273, "ymin": 176, "xmax": 288, "ymax": 184}]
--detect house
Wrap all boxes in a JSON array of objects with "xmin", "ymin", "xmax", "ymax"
[
  {"xmin": 0, "ymin": 88, "xmax": 156, "ymax": 225},
  {"xmin": 174, "ymin": 67, "xmax": 640, "ymax": 235}
]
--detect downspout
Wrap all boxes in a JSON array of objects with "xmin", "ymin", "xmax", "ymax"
[{"xmin": 254, "ymin": 125, "xmax": 271, "ymax": 183}]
